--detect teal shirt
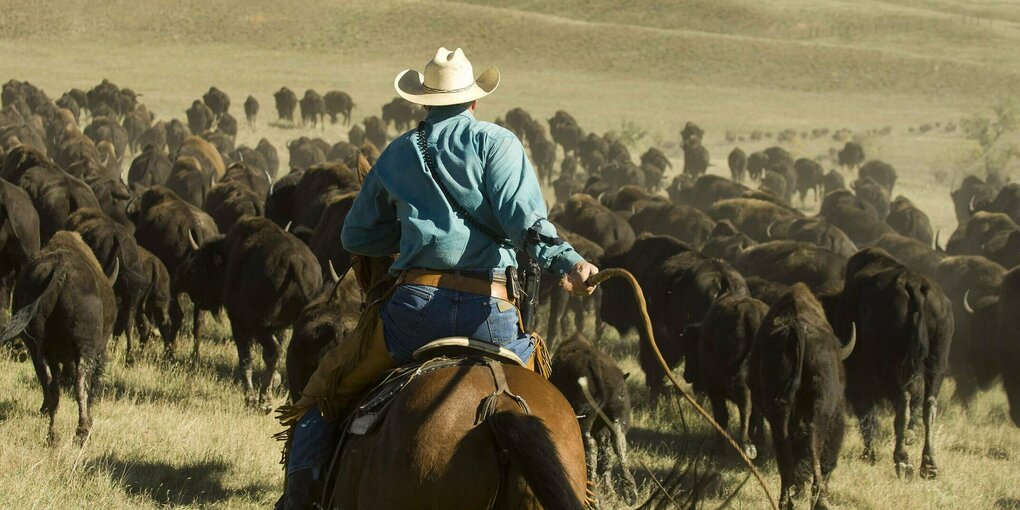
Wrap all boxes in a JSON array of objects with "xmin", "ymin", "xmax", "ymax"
[{"xmin": 341, "ymin": 105, "xmax": 584, "ymax": 276}]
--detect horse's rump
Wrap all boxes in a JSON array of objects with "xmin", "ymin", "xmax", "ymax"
[{"xmin": 329, "ymin": 360, "xmax": 587, "ymax": 510}]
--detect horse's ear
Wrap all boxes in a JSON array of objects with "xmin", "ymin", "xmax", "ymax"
[{"xmin": 356, "ymin": 151, "xmax": 371, "ymax": 184}]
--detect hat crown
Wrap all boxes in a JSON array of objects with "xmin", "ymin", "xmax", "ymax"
[{"xmin": 422, "ymin": 47, "xmax": 475, "ymax": 92}]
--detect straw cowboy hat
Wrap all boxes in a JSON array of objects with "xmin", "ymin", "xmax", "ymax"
[{"xmin": 394, "ymin": 47, "xmax": 500, "ymax": 107}]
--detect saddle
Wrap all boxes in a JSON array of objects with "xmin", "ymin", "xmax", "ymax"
[{"xmin": 345, "ymin": 337, "xmax": 526, "ymax": 436}]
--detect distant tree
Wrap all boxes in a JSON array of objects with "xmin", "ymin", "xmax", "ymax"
[{"xmin": 961, "ymin": 96, "xmax": 1020, "ymax": 183}]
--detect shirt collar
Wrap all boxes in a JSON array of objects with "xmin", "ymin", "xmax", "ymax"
[{"xmin": 425, "ymin": 104, "xmax": 475, "ymax": 122}]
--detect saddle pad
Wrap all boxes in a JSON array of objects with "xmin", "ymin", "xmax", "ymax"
[{"xmin": 346, "ymin": 356, "xmax": 482, "ymax": 436}]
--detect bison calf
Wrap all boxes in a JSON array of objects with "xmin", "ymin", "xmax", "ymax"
[{"xmin": 549, "ymin": 332, "xmax": 638, "ymax": 504}]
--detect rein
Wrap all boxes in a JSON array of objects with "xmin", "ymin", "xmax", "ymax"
[{"xmin": 587, "ymin": 268, "xmax": 779, "ymax": 510}]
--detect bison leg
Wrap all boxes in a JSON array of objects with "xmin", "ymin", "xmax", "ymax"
[
  {"xmin": 29, "ymin": 346, "xmax": 53, "ymax": 415},
  {"xmin": 257, "ymin": 332, "xmax": 282, "ymax": 413},
  {"xmin": 582, "ymin": 429, "xmax": 598, "ymax": 485},
  {"xmin": 121, "ymin": 305, "xmax": 137, "ymax": 366},
  {"xmin": 44, "ymin": 359, "xmax": 62, "ymax": 445},
  {"xmin": 73, "ymin": 360, "xmax": 94, "ymax": 445},
  {"xmin": 738, "ymin": 385, "xmax": 758, "ymax": 459},
  {"xmin": 771, "ymin": 421, "xmax": 795, "ymax": 510},
  {"xmin": 610, "ymin": 420, "xmax": 639, "ymax": 505},
  {"xmin": 893, "ymin": 391, "xmax": 914, "ymax": 480},
  {"xmin": 851, "ymin": 399, "xmax": 879, "ymax": 464},
  {"xmin": 920, "ymin": 394, "xmax": 940, "ymax": 479},
  {"xmin": 905, "ymin": 394, "xmax": 923, "ymax": 445},
  {"xmin": 234, "ymin": 334, "xmax": 256, "ymax": 406},
  {"xmin": 166, "ymin": 294, "xmax": 185, "ymax": 358},
  {"xmin": 595, "ymin": 428, "xmax": 612, "ymax": 488},
  {"xmin": 191, "ymin": 308, "xmax": 204, "ymax": 360}
]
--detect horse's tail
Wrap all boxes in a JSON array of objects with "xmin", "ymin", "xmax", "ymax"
[{"xmin": 488, "ymin": 410, "xmax": 587, "ymax": 510}]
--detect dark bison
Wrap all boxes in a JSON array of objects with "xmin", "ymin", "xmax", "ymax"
[
  {"xmin": 822, "ymin": 170, "xmax": 845, "ymax": 196},
  {"xmin": 868, "ymin": 233, "xmax": 944, "ymax": 277},
  {"xmin": 165, "ymin": 156, "xmax": 209, "ymax": 208},
  {"xmin": 951, "ymin": 175, "xmax": 995, "ymax": 223},
  {"xmin": 945, "ymin": 211, "xmax": 1018, "ymax": 256},
  {"xmin": 706, "ymin": 198, "xmax": 800, "ymax": 243},
  {"xmin": 13, "ymin": 159, "xmax": 101, "ymax": 244},
  {"xmin": 256, "ymin": 138, "xmax": 280, "ymax": 178},
  {"xmin": 793, "ymin": 158, "xmax": 824, "ymax": 204},
  {"xmin": 933, "ymin": 255, "xmax": 1005, "ymax": 403},
  {"xmin": 885, "ymin": 196, "xmax": 933, "ymax": 247},
  {"xmin": 553, "ymin": 194, "xmax": 635, "ymax": 251},
  {"xmin": 837, "ymin": 248, "xmax": 952, "ymax": 480},
  {"xmin": 177, "ymin": 216, "xmax": 320, "ymax": 408},
  {"xmin": 728, "ymin": 148, "xmax": 747, "ymax": 182},
  {"xmin": 324, "ymin": 91, "xmax": 355, "ymax": 126},
  {"xmin": 683, "ymin": 144, "xmax": 710, "ymax": 177},
  {"xmin": 127, "ymin": 144, "xmax": 173, "ymax": 190},
  {"xmin": 549, "ymin": 332, "xmax": 638, "ymax": 504},
  {"xmin": 626, "ymin": 201, "xmax": 715, "ymax": 248},
  {"xmin": 68, "ymin": 208, "xmax": 146, "ymax": 364},
  {"xmin": 274, "ymin": 87, "xmax": 298, "ymax": 123},
  {"xmin": 753, "ymin": 283, "xmax": 854, "ymax": 509},
  {"xmin": 684, "ymin": 293, "xmax": 769, "ymax": 459},
  {"xmin": 838, "ymin": 141, "xmax": 865, "ymax": 171},
  {"xmin": 767, "ymin": 217, "xmax": 857, "ymax": 257},
  {"xmin": 127, "ymin": 186, "xmax": 219, "ymax": 357},
  {"xmin": 600, "ymin": 234, "xmax": 747, "ymax": 399},
  {"xmin": 735, "ymin": 240, "xmax": 847, "ymax": 293},
  {"xmin": 186, "ymin": 100, "xmax": 214, "ymax": 135},
  {"xmin": 135, "ymin": 246, "xmax": 172, "ymax": 352},
  {"xmin": 244, "ymin": 95, "xmax": 259, "ymax": 128},
  {"xmin": 202, "ymin": 87, "xmax": 230, "ymax": 119},
  {"xmin": 859, "ymin": 160, "xmax": 897, "ymax": 193},
  {"xmin": 1, "ymin": 231, "xmax": 116, "ymax": 444},
  {"xmin": 0, "ymin": 177, "xmax": 41, "ymax": 282},
  {"xmin": 818, "ymin": 190, "xmax": 894, "ymax": 246},
  {"xmin": 747, "ymin": 151, "xmax": 768, "ymax": 180},
  {"xmin": 299, "ymin": 90, "xmax": 326, "ymax": 129}
]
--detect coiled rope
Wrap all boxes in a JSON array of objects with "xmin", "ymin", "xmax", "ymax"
[{"xmin": 587, "ymin": 268, "xmax": 778, "ymax": 510}]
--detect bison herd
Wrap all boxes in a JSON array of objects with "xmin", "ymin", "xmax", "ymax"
[{"xmin": 0, "ymin": 77, "xmax": 1017, "ymax": 508}]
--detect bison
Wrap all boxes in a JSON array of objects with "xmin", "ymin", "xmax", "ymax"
[
  {"xmin": 753, "ymin": 283, "xmax": 854, "ymax": 509},
  {"xmin": 837, "ymin": 248, "xmax": 953, "ymax": 480},
  {"xmin": 1, "ymin": 231, "xmax": 116, "ymax": 444}
]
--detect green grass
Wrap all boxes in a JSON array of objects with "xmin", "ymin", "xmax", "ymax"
[{"xmin": 1, "ymin": 0, "xmax": 1019, "ymax": 507}]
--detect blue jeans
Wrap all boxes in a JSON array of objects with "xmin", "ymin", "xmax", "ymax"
[
  {"xmin": 285, "ymin": 284, "xmax": 533, "ymax": 478},
  {"xmin": 381, "ymin": 284, "xmax": 535, "ymax": 364}
]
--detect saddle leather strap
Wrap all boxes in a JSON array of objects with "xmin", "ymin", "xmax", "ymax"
[
  {"xmin": 403, "ymin": 269, "xmax": 510, "ymax": 301},
  {"xmin": 475, "ymin": 359, "xmax": 531, "ymax": 425}
]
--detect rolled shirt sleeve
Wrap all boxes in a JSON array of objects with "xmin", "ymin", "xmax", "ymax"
[
  {"xmin": 484, "ymin": 132, "xmax": 585, "ymax": 276},
  {"xmin": 341, "ymin": 170, "xmax": 401, "ymax": 256}
]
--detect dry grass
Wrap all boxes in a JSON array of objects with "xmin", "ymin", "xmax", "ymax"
[{"xmin": 0, "ymin": 0, "xmax": 1019, "ymax": 508}]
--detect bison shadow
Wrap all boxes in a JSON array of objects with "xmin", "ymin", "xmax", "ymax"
[{"xmin": 98, "ymin": 454, "xmax": 271, "ymax": 506}]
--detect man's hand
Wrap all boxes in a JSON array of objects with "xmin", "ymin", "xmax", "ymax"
[{"xmin": 563, "ymin": 261, "xmax": 599, "ymax": 297}]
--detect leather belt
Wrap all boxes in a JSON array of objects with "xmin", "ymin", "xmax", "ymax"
[{"xmin": 402, "ymin": 269, "xmax": 509, "ymax": 301}]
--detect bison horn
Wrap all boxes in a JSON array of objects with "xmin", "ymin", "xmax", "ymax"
[
  {"xmin": 766, "ymin": 221, "xmax": 775, "ymax": 239},
  {"xmin": 238, "ymin": 151, "xmax": 244, "ymax": 162},
  {"xmin": 107, "ymin": 257, "xmax": 120, "ymax": 285},
  {"xmin": 968, "ymin": 195, "xmax": 976, "ymax": 215},
  {"xmin": 963, "ymin": 289, "xmax": 975, "ymax": 315},
  {"xmin": 284, "ymin": 221, "xmax": 293, "ymax": 232},
  {"xmin": 934, "ymin": 230, "xmax": 944, "ymax": 252},
  {"xmin": 839, "ymin": 321, "xmax": 857, "ymax": 361},
  {"xmin": 188, "ymin": 229, "xmax": 200, "ymax": 251},
  {"xmin": 328, "ymin": 260, "xmax": 341, "ymax": 283}
]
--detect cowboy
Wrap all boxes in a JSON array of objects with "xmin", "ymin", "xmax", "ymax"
[{"xmin": 277, "ymin": 47, "xmax": 599, "ymax": 509}]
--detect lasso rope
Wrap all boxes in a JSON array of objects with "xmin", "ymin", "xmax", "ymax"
[{"xmin": 587, "ymin": 268, "xmax": 779, "ymax": 510}]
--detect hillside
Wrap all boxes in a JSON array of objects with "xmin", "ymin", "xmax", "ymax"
[{"xmin": 0, "ymin": 0, "xmax": 1017, "ymax": 100}]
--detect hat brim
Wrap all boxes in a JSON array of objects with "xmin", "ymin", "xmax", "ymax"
[{"xmin": 394, "ymin": 68, "xmax": 500, "ymax": 106}]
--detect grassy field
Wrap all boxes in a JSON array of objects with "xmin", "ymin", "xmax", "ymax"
[{"xmin": 1, "ymin": 0, "xmax": 1019, "ymax": 508}]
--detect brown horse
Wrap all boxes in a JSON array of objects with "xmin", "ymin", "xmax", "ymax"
[
  {"xmin": 328, "ymin": 363, "xmax": 588, "ymax": 509},
  {"xmin": 323, "ymin": 153, "xmax": 589, "ymax": 510}
]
